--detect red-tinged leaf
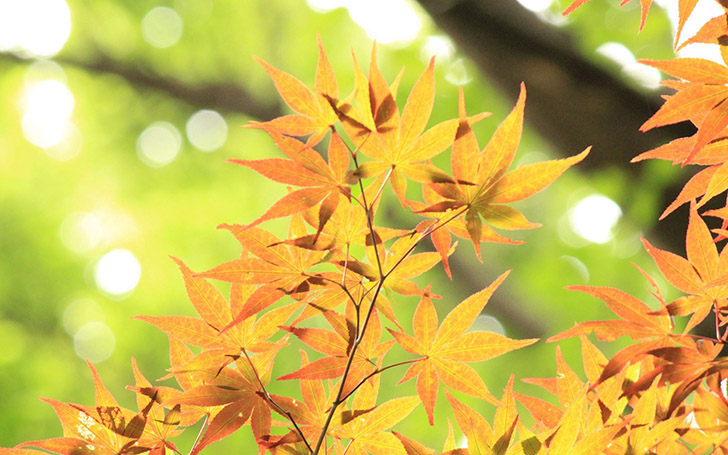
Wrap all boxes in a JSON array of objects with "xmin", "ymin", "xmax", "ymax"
[
  {"xmin": 678, "ymin": 13, "xmax": 728, "ymax": 50},
  {"xmin": 438, "ymin": 332, "xmax": 537, "ymax": 362},
  {"xmin": 17, "ymin": 438, "xmax": 110, "ymax": 455},
  {"xmin": 547, "ymin": 319, "xmax": 653, "ymax": 342},
  {"xmin": 659, "ymin": 164, "xmax": 718, "ymax": 219},
  {"xmin": 256, "ymin": 115, "xmax": 323, "ymax": 137},
  {"xmin": 699, "ymin": 160, "xmax": 728, "ymax": 209},
  {"xmin": 254, "ymin": 56, "xmax": 320, "ymax": 119},
  {"xmin": 0, "ymin": 448, "xmax": 47, "ymax": 455},
  {"xmin": 393, "ymin": 432, "xmax": 435, "ymax": 455},
  {"xmin": 674, "ymin": 0, "xmax": 700, "ymax": 47},
  {"xmin": 418, "ymin": 361, "xmax": 439, "ymax": 425},
  {"xmin": 400, "ymin": 163, "xmax": 457, "ymax": 185},
  {"xmin": 134, "ymin": 315, "xmax": 230, "ymax": 349},
  {"xmin": 686, "ymin": 98, "xmax": 728, "ymax": 163},
  {"xmin": 278, "ymin": 356, "xmax": 347, "ymax": 380},
  {"xmin": 591, "ymin": 339, "xmax": 664, "ymax": 390},
  {"xmin": 220, "ymin": 285, "xmax": 285, "ymax": 335},
  {"xmin": 228, "ymin": 158, "xmax": 329, "ymax": 187},
  {"xmin": 400, "ymin": 57, "xmax": 435, "ymax": 152},
  {"xmin": 172, "ymin": 257, "xmax": 231, "ymax": 331},
  {"xmin": 196, "ymin": 257, "xmax": 288, "ymax": 284},
  {"xmin": 165, "ymin": 385, "xmax": 246, "ymax": 407},
  {"xmin": 486, "ymin": 147, "xmax": 590, "ymax": 204},
  {"xmin": 191, "ymin": 401, "xmax": 253, "ymax": 455},
  {"xmin": 565, "ymin": 286, "xmax": 661, "ymax": 330},
  {"xmin": 434, "ymin": 271, "xmax": 510, "ymax": 348},
  {"xmin": 452, "ymin": 87, "xmax": 479, "ymax": 184},
  {"xmin": 282, "ymin": 326, "xmax": 348, "ymax": 356},
  {"xmin": 563, "ymin": 0, "xmax": 590, "ymax": 15},
  {"xmin": 513, "ymin": 392, "xmax": 562, "ymax": 428},
  {"xmin": 640, "ymin": 58, "xmax": 728, "ymax": 84},
  {"xmin": 640, "ymin": 84, "xmax": 728, "ymax": 131},
  {"xmin": 431, "ymin": 227, "xmax": 454, "ymax": 279},
  {"xmin": 247, "ymin": 186, "xmax": 332, "ymax": 229},
  {"xmin": 479, "ymin": 82, "xmax": 527, "ymax": 183},
  {"xmin": 642, "ymin": 238, "xmax": 703, "ymax": 294},
  {"xmin": 465, "ymin": 208, "xmax": 483, "ymax": 260}
]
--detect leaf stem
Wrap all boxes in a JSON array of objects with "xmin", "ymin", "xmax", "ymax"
[
  {"xmin": 241, "ymin": 348, "xmax": 313, "ymax": 453},
  {"xmin": 338, "ymin": 357, "xmax": 423, "ymax": 402}
]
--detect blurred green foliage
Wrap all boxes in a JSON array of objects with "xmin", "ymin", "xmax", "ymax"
[{"xmin": 0, "ymin": 0, "xmax": 684, "ymax": 452}]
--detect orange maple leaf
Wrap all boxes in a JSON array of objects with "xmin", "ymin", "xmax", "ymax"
[{"xmin": 389, "ymin": 272, "xmax": 537, "ymax": 424}]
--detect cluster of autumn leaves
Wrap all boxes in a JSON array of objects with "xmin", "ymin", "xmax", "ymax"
[{"xmin": 7, "ymin": 1, "xmax": 728, "ymax": 454}]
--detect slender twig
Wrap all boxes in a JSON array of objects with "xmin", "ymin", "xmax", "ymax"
[
  {"xmin": 383, "ymin": 206, "xmax": 468, "ymax": 280},
  {"xmin": 241, "ymin": 348, "xmax": 313, "ymax": 453},
  {"xmin": 338, "ymin": 358, "xmax": 423, "ymax": 403},
  {"xmin": 190, "ymin": 414, "xmax": 209, "ymax": 454}
]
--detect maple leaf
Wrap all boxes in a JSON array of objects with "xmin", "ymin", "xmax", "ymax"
[
  {"xmin": 18, "ymin": 362, "xmax": 150, "ymax": 455},
  {"xmin": 231, "ymin": 129, "xmax": 352, "ymax": 234},
  {"xmin": 248, "ymin": 35, "xmax": 338, "ymax": 146},
  {"xmin": 279, "ymin": 305, "xmax": 392, "ymax": 399},
  {"xmin": 413, "ymin": 84, "xmax": 589, "ymax": 260},
  {"xmin": 641, "ymin": 204, "xmax": 728, "ymax": 335},
  {"xmin": 636, "ymin": 57, "xmax": 728, "ymax": 168},
  {"xmin": 389, "ymin": 272, "xmax": 537, "ymax": 424},
  {"xmin": 196, "ymin": 221, "xmax": 327, "ymax": 299},
  {"xmin": 331, "ymin": 44, "xmax": 489, "ymax": 206}
]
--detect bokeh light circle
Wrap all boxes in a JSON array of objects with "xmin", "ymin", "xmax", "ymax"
[
  {"xmin": 141, "ymin": 6, "xmax": 183, "ymax": 48},
  {"xmin": 186, "ymin": 110, "xmax": 228, "ymax": 152},
  {"xmin": 74, "ymin": 321, "xmax": 116, "ymax": 363},
  {"xmin": 94, "ymin": 249, "xmax": 142, "ymax": 296}
]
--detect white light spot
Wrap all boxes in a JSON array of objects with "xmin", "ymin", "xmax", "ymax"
[
  {"xmin": 421, "ymin": 35, "xmax": 454, "ymax": 62},
  {"xmin": 60, "ymin": 212, "xmax": 104, "ymax": 254},
  {"xmin": 43, "ymin": 122, "xmax": 82, "ymax": 161},
  {"xmin": 445, "ymin": 59, "xmax": 472, "ymax": 85},
  {"xmin": 472, "ymin": 315, "xmax": 505, "ymax": 335},
  {"xmin": 516, "ymin": 0, "xmax": 555, "ymax": 13},
  {"xmin": 94, "ymin": 249, "xmax": 141, "ymax": 296},
  {"xmin": 62, "ymin": 299, "xmax": 104, "ymax": 336},
  {"xmin": 560, "ymin": 255, "xmax": 590, "ymax": 282},
  {"xmin": 141, "ymin": 7, "xmax": 183, "ymax": 48},
  {"xmin": 186, "ymin": 110, "xmax": 228, "ymax": 152},
  {"xmin": 596, "ymin": 42, "xmax": 636, "ymax": 67},
  {"xmin": 25, "ymin": 60, "xmax": 66, "ymax": 85},
  {"xmin": 306, "ymin": 0, "xmax": 345, "ymax": 12},
  {"xmin": 137, "ymin": 121, "xmax": 182, "ymax": 167},
  {"xmin": 569, "ymin": 195, "xmax": 622, "ymax": 244},
  {"xmin": 657, "ymin": 0, "xmax": 724, "ymax": 58},
  {"xmin": 0, "ymin": 0, "xmax": 71, "ymax": 58},
  {"xmin": 74, "ymin": 321, "xmax": 116, "ymax": 363},
  {"xmin": 596, "ymin": 42, "xmax": 660, "ymax": 89},
  {"xmin": 21, "ymin": 79, "xmax": 74, "ymax": 149},
  {"xmin": 348, "ymin": 0, "xmax": 421, "ymax": 45}
]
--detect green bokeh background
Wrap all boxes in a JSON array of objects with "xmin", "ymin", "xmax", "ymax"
[{"xmin": 0, "ymin": 0, "xmax": 687, "ymax": 452}]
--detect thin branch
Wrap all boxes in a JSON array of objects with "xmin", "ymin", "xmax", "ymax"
[{"xmin": 241, "ymin": 348, "xmax": 313, "ymax": 453}]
